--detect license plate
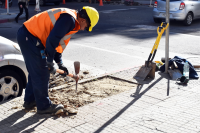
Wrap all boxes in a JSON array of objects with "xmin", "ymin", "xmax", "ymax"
[{"xmin": 160, "ymin": 13, "xmax": 172, "ymax": 17}]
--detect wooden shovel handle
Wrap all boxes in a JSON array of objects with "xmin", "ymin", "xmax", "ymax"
[
  {"xmin": 173, "ymin": 61, "xmax": 178, "ymax": 68},
  {"xmin": 193, "ymin": 65, "xmax": 200, "ymax": 68},
  {"xmin": 56, "ymin": 69, "xmax": 77, "ymax": 79},
  {"xmin": 56, "ymin": 69, "xmax": 65, "ymax": 75}
]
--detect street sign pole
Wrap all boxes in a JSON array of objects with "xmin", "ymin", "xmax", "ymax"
[
  {"xmin": 7, "ymin": 0, "xmax": 9, "ymax": 14},
  {"xmin": 165, "ymin": 0, "xmax": 170, "ymax": 73}
]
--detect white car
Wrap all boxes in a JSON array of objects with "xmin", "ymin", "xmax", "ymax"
[
  {"xmin": 0, "ymin": 36, "xmax": 28, "ymax": 102},
  {"xmin": 153, "ymin": 0, "xmax": 200, "ymax": 25}
]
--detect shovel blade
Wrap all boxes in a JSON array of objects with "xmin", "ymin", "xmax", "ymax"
[
  {"xmin": 133, "ymin": 66, "xmax": 152, "ymax": 81},
  {"xmin": 168, "ymin": 69, "xmax": 182, "ymax": 80}
]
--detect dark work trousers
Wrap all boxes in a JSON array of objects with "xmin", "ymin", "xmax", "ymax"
[
  {"xmin": 16, "ymin": 2, "xmax": 29, "ymax": 21},
  {"xmin": 17, "ymin": 25, "xmax": 51, "ymax": 111}
]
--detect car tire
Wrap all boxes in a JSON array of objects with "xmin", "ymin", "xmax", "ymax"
[
  {"xmin": 54, "ymin": 2, "xmax": 60, "ymax": 5},
  {"xmin": 0, "ymin": 70, "xmax": 23, "ymax": 102},
  {"xmin": 39, "ymin": 0, "xmax": 45, "ymax": 6},
  {"xmin": 154, "ymin": 18, "xmax": 161, "ymax": 23},
  {"xmin": 183, "ymin": 13, "xmax": 193, "ymax": 26}
]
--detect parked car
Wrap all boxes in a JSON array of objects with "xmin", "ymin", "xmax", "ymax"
[
  {"xmin": 0, "ymin": 36, "xmax": 28, "ymax": 103},
  {"xmin": 153, "ymin": 0, "xmax": 200, "ymax": 25},
  {"xmin": 0, "ymin": 0, "xmax": 12, "ymax": 7},
  {"xmin": 29, "ymin": 0, "xmax": 62, "ymax": 6}
]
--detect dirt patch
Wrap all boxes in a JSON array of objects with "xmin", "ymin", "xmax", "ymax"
[
  {"xmin": 49, "ymin": 76, "xmax": 137, "ymax": 109},
  {"xmin": 11, "ymin": 75, "xmax": 137, "ymax": 117}
]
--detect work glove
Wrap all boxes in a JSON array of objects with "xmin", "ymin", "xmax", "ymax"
[
  {"xmin": 58, "ymin": 63, "xmax": 69, "ymax": 77},
  {"xmin": 47, "ymin": 61, "xmax": 56, "ymax": 75}
]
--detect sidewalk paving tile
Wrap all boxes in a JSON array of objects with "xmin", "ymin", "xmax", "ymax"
[{"xmin": 0, "ymin": 44, "xmax": 200, "ymax": 132}]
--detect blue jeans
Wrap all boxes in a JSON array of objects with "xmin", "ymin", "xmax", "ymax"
[{"xmin": 17, "ymin": 25, "xmax": 51, "ymax": 110}]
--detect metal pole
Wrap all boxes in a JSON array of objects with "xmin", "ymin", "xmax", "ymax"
[
  {"xmin": 7, "ymin": 0, "xmax": 9, "ymax": 14},
  {"xmin": 149, "ymin": 0, "xmax": 153, "ymax": 7},
  {"xmin": 165, "ymin": 0, "xmax": 170, "ymax": 73}
]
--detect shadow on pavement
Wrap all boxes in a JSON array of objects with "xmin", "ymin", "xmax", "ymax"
[
  {"xmin": 131, "ymin": 84, "xmax": 143, "ymax": 98},
  {"xmin": 0, "ymin": 109, "xmax": 56, "ymax": 132},
  {"xmin": 157, "ymin": 71, "xmax": 171, "ymax": 96},
  {"xmin": 93, "ymin": 76, "xmax": 163, "ymax": 133}
]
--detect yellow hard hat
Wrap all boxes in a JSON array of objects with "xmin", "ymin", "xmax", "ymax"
[{"xmin": 83, "ymin": 6, "xmax": 99, "ymax": 32}]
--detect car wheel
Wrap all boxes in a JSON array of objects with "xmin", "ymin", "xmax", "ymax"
[
  {"xmin": 0, "ymin": 70, "xmax": 23, "ymax": 102},
  {"xmin": 183, "ymin": 13, "xmax": 193, "ymax": 26},
  {"xmin": 154, "ymin": 18, "xmax": 161, "ymax": 23},
  {"xmin": 54, "ymin": 2, "xmax": 60, "ymax": 5},
  {"xmin": 39, "ymin": 0, "xmax": 45, "ymax": 6}
]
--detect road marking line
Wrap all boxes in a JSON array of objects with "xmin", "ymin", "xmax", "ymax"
[
  {"xmin": 100, "ymin": 8, "xmax": 136, "ymax": 13},
  {"xmin": 133, "ymin": 25, "xmax": 200, "ymax": 37},
  {"xmin": 133, "ymin": 25, "xmax": 158, "ymax": 30},
  {"xmin": 73, "ymin": 43, "xmax": 144, "ymax": 60}
]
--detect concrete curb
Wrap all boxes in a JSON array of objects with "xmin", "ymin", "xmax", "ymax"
[
  {"xmin": 51, "ymin": 66, "xmax": 140, "ymax": 91},
  {"xmin": 0, "ymin": 15, "xmax": 25, "ymax": 24},
  {"xmin": 0, "ymin": 7, "xmax": 27, "ymax": 24}
]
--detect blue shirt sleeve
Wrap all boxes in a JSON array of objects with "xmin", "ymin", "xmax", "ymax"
[{"xmin": 45, "ymin": 13, "xmax": 75, "ymax": 62}]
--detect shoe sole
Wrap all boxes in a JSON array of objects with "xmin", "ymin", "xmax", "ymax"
[{"xmin": 37, "ymin": 107, "xmax": 64, "ymax": 114}]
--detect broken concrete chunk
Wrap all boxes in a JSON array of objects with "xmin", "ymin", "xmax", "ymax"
[
  {"xmin": 83, "ymin": 71, "xmax": 89, "ymax": 74},
  {"xmin": 67, "ymin": 108, "xmax": 78, "ymax": 114},
  {"xmin": 11, "ymin": 106, "xmax": 18, "ymax": 109}
]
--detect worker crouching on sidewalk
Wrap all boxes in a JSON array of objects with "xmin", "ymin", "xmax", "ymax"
[{"xmin": 17, "ymin": 7, "xmax": 99, "ymax": 114}]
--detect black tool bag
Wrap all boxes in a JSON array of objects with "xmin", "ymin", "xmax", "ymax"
[{"xmin": 160, "ymin": 56, "xmax": 199, "ymax": 79}]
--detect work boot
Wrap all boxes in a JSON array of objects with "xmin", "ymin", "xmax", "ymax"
[
  {"xmin": 37, "ymin": 104, "xmax": 64, "ymax": 114},
  {"xmin": 23, "ymin": 101, "xmax": 36, "ymax": 109}
]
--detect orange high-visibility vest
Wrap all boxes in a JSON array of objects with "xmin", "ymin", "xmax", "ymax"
[{"xmin": 24, "ymin": 8, "xmax": 80, "ymax": 53}]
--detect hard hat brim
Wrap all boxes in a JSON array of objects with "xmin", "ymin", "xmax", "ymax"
[{"xmin": 89, "ymin": 26, "xmax": 92, "ymax": 32}]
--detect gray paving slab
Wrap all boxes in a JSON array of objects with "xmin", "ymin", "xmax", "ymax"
[
  {"xmin": 1, "ymin": 57, "xmax": 198, "ymax": 133},
  {"xmin": 1, "ymin": 68, "xmax": 197, "ymax": 133}
]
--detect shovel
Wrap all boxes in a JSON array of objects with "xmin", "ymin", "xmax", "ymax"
[
  {"xmin": 134, "ymin": 22, "xmax": 169, "ymax": 81},
  {"xmin": 168, "ymin": 61, "xmax": 182, "ymax": 80},
  {"xmin": 74, "ymin": 61, "xmax": 80, "ymax": 92}
]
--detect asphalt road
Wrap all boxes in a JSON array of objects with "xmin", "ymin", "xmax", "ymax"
[{"xmin": 0, "ymin": 2, "xmax": 200, "ymax": 75}]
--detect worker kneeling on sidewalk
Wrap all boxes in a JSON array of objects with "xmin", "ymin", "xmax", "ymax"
[{"xmin": 17, "ymin": 6, "xmax": 99, "ymax": 114}]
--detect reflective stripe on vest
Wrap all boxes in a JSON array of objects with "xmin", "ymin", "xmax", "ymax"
[
  {"xmin": 47, "ymin": 9, "xmax": 76, "ymax": 50},
  {"xmin": 59, "ymin": 34, "xmax": 75, "ymax": 49}
]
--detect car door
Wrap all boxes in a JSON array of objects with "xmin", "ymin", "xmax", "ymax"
[
  {"xmin": 189, "ymin": 0, "xmax": 200, "ymax": 19},
  {"xmin": 197, "ymin": 0, "xmax": 200, "ymax": 18}
]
